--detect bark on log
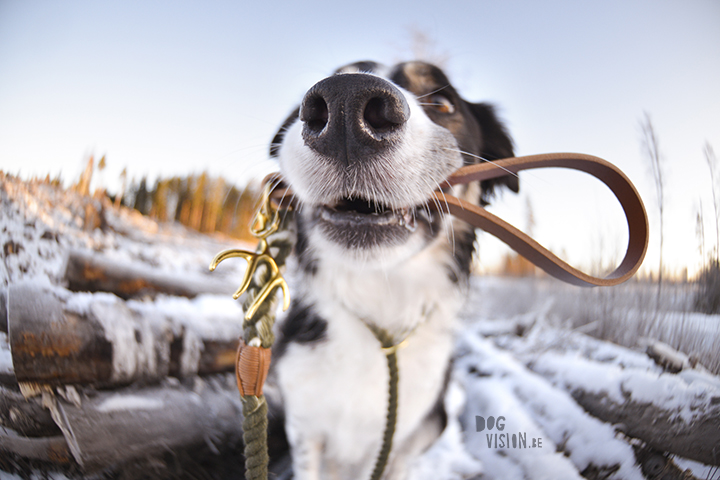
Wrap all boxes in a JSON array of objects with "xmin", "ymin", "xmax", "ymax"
[
  {"xmin": 0, "ymin": 387, "xmax": 60, "ymax": 437},
  {"xmin": 64, "ymin": 249, "xmax": 235, "ymax": 299},
  {"xmin": 0, "ymin": 429, "xmax": 71, "ymax": 463},
  {"xmin": 48, "ymin": 377, "xmax": 245, "ymax": 472},
  {"xmin": 8, "ymin": 282, "xmax": 241, "ymax": 387},
  {"xmin": 571, "ymin": 388, "xmax": 720, "ymax": 467},
  {"xmin": 634, "ymin": 445, "xmax": 703, "ymax": 480}
]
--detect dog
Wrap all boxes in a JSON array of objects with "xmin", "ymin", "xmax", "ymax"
[{"xmin": 269, "ymin": 60, "xmax": 518, "ymax": 479}]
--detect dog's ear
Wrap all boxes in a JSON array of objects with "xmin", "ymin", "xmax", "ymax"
[
  {"xmin": 270, "ymin": 106, "xmax": 300, "ymax": 158},
  {"xmin": 465, "ymin": 102, "xmax": 519, "ymax": 202}
]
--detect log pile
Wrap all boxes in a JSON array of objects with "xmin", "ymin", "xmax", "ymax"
[
  {"xmin": 0, "ymin": 175, "xmax": 291, "ymax": 477},
  {"xmin": 0, "ymin": 249, "xmax": 289, "ymax": 477}
]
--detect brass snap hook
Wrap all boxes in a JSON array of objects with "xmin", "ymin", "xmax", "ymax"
[{"xmin": 209, "ymin": 181, "xmax": 290, "ymax": 321}]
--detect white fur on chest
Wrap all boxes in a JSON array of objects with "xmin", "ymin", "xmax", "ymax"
[{"xmin": 277, "ymin": 240, "xmax": 465, "ymax": 479}]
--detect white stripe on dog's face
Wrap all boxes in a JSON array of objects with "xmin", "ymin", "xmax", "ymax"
[{"xmin": 276, "ymin": 67, "xmax": 464, "ymax": 267}]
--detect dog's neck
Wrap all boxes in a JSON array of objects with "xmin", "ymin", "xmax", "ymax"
[{"xmin": 292, "ymin": 235, "xmax": 467, "ymax": 338}]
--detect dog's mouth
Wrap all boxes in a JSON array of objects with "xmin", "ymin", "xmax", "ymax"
[
  {"xmin": 321, "ymin": 198, "xmax": 419, "ymax": 231},
  {"xmin": 314, "ymin": 196, "xmax": 438, "ymax": 249}
]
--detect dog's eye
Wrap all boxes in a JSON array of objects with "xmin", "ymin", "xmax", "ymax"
[{"xmin": 427, "ymin": 94, "xmax": 455, "ymax": 114}]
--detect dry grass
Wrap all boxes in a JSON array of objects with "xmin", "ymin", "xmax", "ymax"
[
  {"xmin": 546, "ymin": 278, "xmax": 720, "ymax": 374},
  {"xmin": 470, "ymin": 276, "xmax": 720, "ymax": 375}
]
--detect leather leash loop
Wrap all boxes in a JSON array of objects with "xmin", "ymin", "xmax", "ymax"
[
  {"xmin": 266, "ymin": 153, "xmax": 649, "ymax": 288},
  {"xmin": 437, "ymin": 153, "xmax": 649, "ymax": 287}
]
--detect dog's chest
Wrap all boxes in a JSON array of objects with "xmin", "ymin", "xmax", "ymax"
[{"xmin": 276, "ymin": 247, "xmax": 464, "ymax": 472}]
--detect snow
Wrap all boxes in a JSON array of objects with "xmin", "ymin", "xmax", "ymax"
[
  {"xmin": 1, "ymin": 173, "xmax": 249, "ymax": 289},
  {"xmin": 409, "ymin": 380, "xmax": 484, "ymax": 480},
  {"xmin": 96, "ymin": 394, "xmax": 164, "ymax": 413},
  {"xmin": 456, "ymin": 333, "xmax": 645, "ymax": 480},
  {"xmin": 2, "ymin": 174, "xmax": 719, "ymax": 479},
  {"xmin": 0, "ymin": 332, "xmax": 12, "ymax": 374}
]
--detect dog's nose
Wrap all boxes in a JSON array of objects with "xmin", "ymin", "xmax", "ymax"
[{"xmin": 300, "ymin": 74, "xmax": 410, "ymax": 166}]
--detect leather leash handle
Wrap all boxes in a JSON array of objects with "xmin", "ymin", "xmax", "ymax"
[
  {"xmin": 436, "ymin": 153, "xmax": 649, "ymax": 287},
  {"xmin": 266, "ymin": 152, "xmax": 649, "ymax": 287}
]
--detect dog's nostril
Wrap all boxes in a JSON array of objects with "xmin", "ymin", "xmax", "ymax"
[
  {"xmin": 364, "ymin": 97, "xmax": 403, "ymax": 133},
  {"xmin": 303, "ymin": 94, "xmax": 329, "ymax": 134}
]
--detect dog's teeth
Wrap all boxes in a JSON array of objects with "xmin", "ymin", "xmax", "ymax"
[{"xmin": 401, "ymin": 209, "xmax": 417, "ymax": 232}]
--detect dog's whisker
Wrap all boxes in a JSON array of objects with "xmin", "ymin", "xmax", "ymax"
[
  {"xmin": 431, "ymin": 179, "xmax": 457, "ymax": 251},
  {"xmin": 415, "ymin": 84, "xmax": 451, "ymax": 100},
  {"xmin": 444, "ymin": 147, "xmax": 519, "ymax": 179}
]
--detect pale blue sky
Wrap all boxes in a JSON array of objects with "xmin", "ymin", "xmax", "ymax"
[{"xmin": 1, "ymin": 0, "xmax": 719, "ymax": 276}]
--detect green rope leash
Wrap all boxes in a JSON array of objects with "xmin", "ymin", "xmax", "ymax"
[
  {"xmin": 238, "ymin": 230, "xmax": 293, "ymax": 480},
  {"xmin": 365, "ymin": 305, "xmax": 433, "ymax": 480},
  {"xmin": 241, "ymin": 395, "xmax": 269, "ymax": 478},
  {"xmin": 366, "ymin": 326, "xmax": 405, "ymax": 480},
  {"xmin": 371, "ymin": 348, "xmax": 399, "ymax": 480},
  {"xmin": 210, "ymin": 184, "xmax": 294, "ymax": 480}
]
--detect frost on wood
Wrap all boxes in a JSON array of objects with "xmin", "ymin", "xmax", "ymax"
[{"xmin": 64, "ymin": 249, "xmax": 235, "ymax": 300}]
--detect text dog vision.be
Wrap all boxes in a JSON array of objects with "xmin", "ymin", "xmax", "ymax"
[{"xmin": 476, "ymin": 416, "xmax": 543, "ymax": 449}]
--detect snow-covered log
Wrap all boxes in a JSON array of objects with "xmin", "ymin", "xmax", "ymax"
[
  {"xmin": 531, "ymin": 351, "xmax": 720, "ymax": 467},
  {"xmin": 7, "ymin": 281, "xmax": 243, "ymax": 387},
  {"xmin": 643, "ymin": 339, "xmax": 706, "ymax": 373},
  {"xmin": 44, "ymin": 376, "xmax": 245, "ymax": 472},
  {"xmin": 64, "ymin": 249, "xmax": 234, "ymax": 299}
]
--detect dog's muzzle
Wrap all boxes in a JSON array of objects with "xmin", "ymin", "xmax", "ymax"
[
  {"xmin": 300, "ymin": 74, "xmax": 410, "ymax": 166},
  {"xmin": 282, "ymin": 72, "xmax": 458, "ymax": 256}
]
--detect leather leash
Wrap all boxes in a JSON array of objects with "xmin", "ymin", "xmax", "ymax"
[{"xmin": 267, "ymin": 152, "xmax": 649, "ymax": 287}]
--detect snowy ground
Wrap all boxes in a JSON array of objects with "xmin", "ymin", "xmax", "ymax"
[
  {"xmin": 455, "ymin": 285, "xmax": 719, "ymax": 480},
  {"xmin": 2, "ymin": 174, "xmax": 719, "ymax": 479}
]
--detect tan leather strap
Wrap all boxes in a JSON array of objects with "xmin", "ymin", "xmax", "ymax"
[
  {"xmin": 267, "ymin": 152, "xmax": 649, "ymax": 287},
  {"xmin": 435, "ymin": 153, "xmax": 648, "ymax": 286}
]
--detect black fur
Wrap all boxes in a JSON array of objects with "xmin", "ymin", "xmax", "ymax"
[
  {"xmin": 465, "ymin": 102, "xmax": 518, "ymax": 203},
  {"xmin": 270, "ymin": 106, "xmax": 300, "ymax": 158},
  {"xmin": 273, "ymin": 302, "xmax": 328, "ymax": 359},
  {"xmin": 293, "ymin": 213, "xmax": 318, "ymax": 275},
  {"xmin": 448, "ymin": 226, "xmax": 478, "ymax": 284}
]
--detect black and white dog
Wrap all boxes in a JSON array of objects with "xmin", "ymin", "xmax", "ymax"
[{"xmin": 270, "ymin": 61, "xmax": 518, "ymax": 479}]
